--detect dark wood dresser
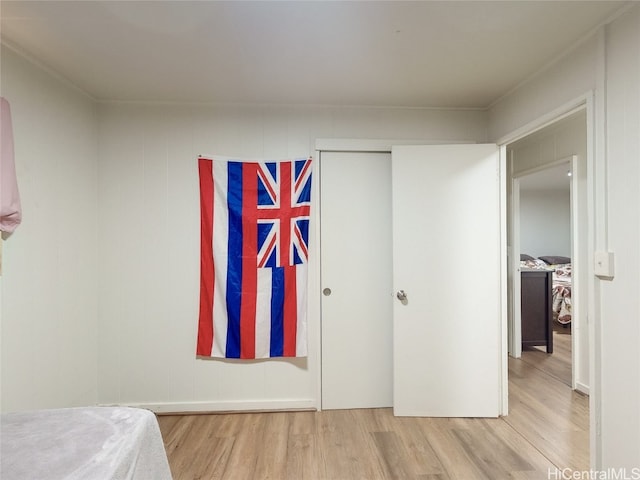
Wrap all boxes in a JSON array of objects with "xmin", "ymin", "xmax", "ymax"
[{"xmin": 521, "ymin": 269, "xmax": 553, "ymax": 353}]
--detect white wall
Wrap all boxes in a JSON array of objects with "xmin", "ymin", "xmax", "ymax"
[
  {"xmin": 96, "ymin": 103, "xmax": 488, "ymax": 411},
  {"xmin": 488, "ymin": 33, "xmax": 599, "ymax": 143},
  {"xmin": 0, "ymin": 40, "xmax": 489, "ymax": 414},
  {"xmin": 0, "ymin": 46, "xmax": 98, "ymax": 412},
  {"xmin": 489, "ymin": 3, "xmax": 640, "ymax": 470},
  {"xmin": 599, "ymin": 5, "xmax": 640, "ymax": 470},
  {"xmin": 519, "ymin": 189, "xmax": 571, "ymax": 258}
]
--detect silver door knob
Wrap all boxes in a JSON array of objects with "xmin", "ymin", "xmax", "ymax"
[{"xmin": 396, "ymin": 290, "xmax": 407, "ymax": 301}]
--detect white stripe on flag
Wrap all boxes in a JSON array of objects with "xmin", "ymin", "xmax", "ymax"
[
  {"xmin": 211, "ymin": 160, "xmax": 229, "ymax": 358},
  {"xmin": 255, "ymin": 268, "xmax": 272, "ymax": 359}
]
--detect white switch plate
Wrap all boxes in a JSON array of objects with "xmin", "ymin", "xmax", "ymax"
[{"xmin": 594, "ymin": 251, "xmax": 615, "ymax": 279}]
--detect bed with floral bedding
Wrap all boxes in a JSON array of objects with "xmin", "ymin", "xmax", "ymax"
[{"xmin": 520, "ymin": 254, "xmax": 572, "ymax": 325}]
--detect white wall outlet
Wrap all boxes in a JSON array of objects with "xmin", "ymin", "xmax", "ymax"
[{"xmin": 594, "ymin": 251, "xmax": 615, "ymax": 279}]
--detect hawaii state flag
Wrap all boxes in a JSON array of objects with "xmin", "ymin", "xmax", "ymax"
[{"xmin": 197, "ymin": 156, "xmax": 312, "ymax": 359}]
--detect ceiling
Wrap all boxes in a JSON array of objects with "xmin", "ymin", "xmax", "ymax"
[{"xmin": 0, "ymin": 1, "xmax": 629, "ymax": 108}]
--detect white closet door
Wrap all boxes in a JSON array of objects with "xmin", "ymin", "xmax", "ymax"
[
  {"xmin": 320, "ymin": 151, "xmax": 393, "ymax": 410},
  {"xmin": 392, "ymin": 144, "xmax": 501, "ymax": 417}
]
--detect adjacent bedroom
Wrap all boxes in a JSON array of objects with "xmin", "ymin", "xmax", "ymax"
[
  {"xmin": 510, "ymin": 108, "xmax": 587, "ymax": 391},
  {"xmin": 519, "ymin": 162, "xmax": 573, "ymax": 380}
]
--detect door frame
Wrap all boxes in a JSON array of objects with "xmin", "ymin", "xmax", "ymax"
[
  {"xmin": 313, "ymin": 138, "xmax": 508, "ymax": 415},
  {"xmin": 496, "ymin": 91, "xmax": 599, "ymax": 468},
  {"xmin": 510, "ymin": 161, "xmax": 523, "ymax": 359},
  {"xmin": 510, "ymin": 155, "xmax": 580, "ymax": 391}
]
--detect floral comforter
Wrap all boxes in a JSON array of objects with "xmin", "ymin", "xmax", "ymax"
[{"xmin": 521, "ymin": 259, "xmax": 572, "ymax": 325}]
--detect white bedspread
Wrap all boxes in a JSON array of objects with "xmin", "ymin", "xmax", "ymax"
[{"xmin": 1, "ymin": 407, "xmax": 172, "ymax": 480}]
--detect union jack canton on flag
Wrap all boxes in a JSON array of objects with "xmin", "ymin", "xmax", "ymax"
[{"xmin": 197, "ymin": 156, "xmax": 313, "ymax": 359}]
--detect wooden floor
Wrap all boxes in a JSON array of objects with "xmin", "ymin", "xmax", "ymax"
[
  {"xmin": 158, "ymin": 330, "xmax": 588, "ymax": 480},
  {"xmin": 521, "ymin": 323, "xmax": 573, "ymax": 387}
]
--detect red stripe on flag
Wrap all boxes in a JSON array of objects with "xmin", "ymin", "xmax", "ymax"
[
  {"xmin": 294, "ymin": 224, "xmax": 308, "ymax": 259},
  {"xmin": 197, "ymin": 158, "xmax": 214, "ymax": 357},
  {"xmin": 279, "ymin": 163, "xmax": 292, "ymax": 265},
  {"xmin": 280, "ymin": 162, "xmax": 297, "ymax": 356},
  {"xmin": 283, "ymin": 265, "xmax": 298, "ymax": 356},
  {"xmin": 240, "ymin": 163, "xmax": 258, "ymax": 359}
]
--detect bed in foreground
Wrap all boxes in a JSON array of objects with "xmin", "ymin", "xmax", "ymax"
[{"xmin": 1, "ymin": 406, "xmax": 172, "ymax": 480}]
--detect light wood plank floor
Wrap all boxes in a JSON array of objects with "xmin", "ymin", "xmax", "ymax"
[
  {"xmin": 521, "ymin": 323, "xmax": 572, "ymax": 387},
  {"xmin": 158, "ymin": 330, "xmax": 588, "ymax": 479}
]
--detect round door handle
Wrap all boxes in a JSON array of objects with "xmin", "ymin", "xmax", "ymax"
[
  {"xmin": 396, "ymin": 290, "xmax": 407, "ymax": 301},
  {"xmin": 323, "ymin": 288, "xmax": 332, "ymax": 296}
]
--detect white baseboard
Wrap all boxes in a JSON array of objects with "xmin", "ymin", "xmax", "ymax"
[
  {"xmin": 575, "ymin": 381, "xmax": 590, "ymax": 396},
  {"xmin": 106, "ymin": 399, "xmax": 318, "ymax": 415}
]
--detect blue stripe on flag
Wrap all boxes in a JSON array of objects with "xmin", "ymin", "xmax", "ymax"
[
  {"xmin": 226, "ymin": 161, "xmax": 244, "ymax": 358},
  {"xmin": 298, "ymin": 177, "xmax": 311, "ymax": 203},
  {"xmin": 297, "ymin": 219, "xmax": 309, "ymax": 245},
  {"xmin": 297, "ymin": 164, "xmax": 312, "ymax": 203},
  {"xmin": 270, "ymin": 267, "xmax": 284, "ymax": 357},
  {"xmin": 257, "ymin": 176, "xmax": 275, "ymax": 206},
  {"xmin": 258, "ymin": 223, "xmax": 277, "ymax": 268},
  {"xmin": 266, "ymin": 162, "xmax": 277, "ymax": 180},
  {"xmin": 294, "ymin": 159, "xmax": 306, "ymax": 178},
  {"xmin": 257, "ymin": 222, "xmax": 270, "ymax": 252}
]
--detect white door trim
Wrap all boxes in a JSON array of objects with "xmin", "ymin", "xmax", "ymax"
[
  {"xmin": 496, "ymin": 90, "xmax": 599, "ymax": 468},
  {"xmin": 315, "ymin": 138, "xmax": 473, "ymax": 153},
  {"xmin": 510, "ymin": 172, "xmax": 523, "ymax": 359},
  {"xmin": 568, "ymin": 154, "xmax": 583, "ymax": 393},
  {"xmin": 499, "ymin": 145, "xmax": 509, "ymax": 414}
]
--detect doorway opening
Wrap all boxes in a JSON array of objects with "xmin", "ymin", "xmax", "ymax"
[
  {"xmin": 507, "ymin": 109, "xmax": 588, "ymax": 391},
  {"xmin": 504, "ymin": 108, "xmax": 590, "ymax": 469},
  {"xmin": 514, "ymin": 160, "xmax": 574, "ymax": 386}
]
